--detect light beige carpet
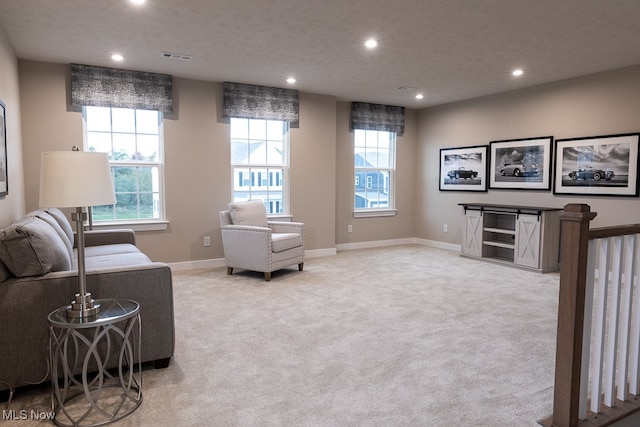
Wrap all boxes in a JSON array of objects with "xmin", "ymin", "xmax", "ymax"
[{"xmin": 3, "ymin": 245, "xmax": 560, "ymax": 426}]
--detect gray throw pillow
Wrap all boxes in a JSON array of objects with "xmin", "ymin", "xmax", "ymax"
[
  {"xmin": 26, "ymin": 210, "xmax": 74, "ymax": 261},
  {"xmin": 0, "ymin": 259, "xmax": 11, "ymax": 282},
  {"xmin": 0, "ymin": 216, "xmax": 72, "ymax": 277}
]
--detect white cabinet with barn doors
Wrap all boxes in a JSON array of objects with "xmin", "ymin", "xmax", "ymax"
[{"xmin": 460, "ymin": 203, "xmax": 562, "ymax": 273}]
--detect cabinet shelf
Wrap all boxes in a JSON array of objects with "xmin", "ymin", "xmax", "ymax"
[
  {"xmin": 460, "ymin": 203, "xmax": 561, "ymax": 273},
  {"xmin": 483, "ymin": 227, "xmax": 516, "ymax": 235},
  {"xmin": 483, "ymin": 240, "xmax": 515, "ymax": 249}
]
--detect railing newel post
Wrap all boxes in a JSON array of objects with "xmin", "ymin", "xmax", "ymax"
[{"xmin": 552, "ymin": 203, "xmax": 597, "ymax": 427}]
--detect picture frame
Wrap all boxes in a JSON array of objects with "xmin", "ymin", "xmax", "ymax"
[
  {"xmin": 553, "ymin": 133, "xmax": 640, "ymax": 196},
  {"xmin": 0, "ymin": 99, "xmax": 7, "ymax": 198},
  {"xmin": 489, "ymin": 136, "xmax": 553, "ymax": 191},
  {"xmin": 439, "ymin": 145, "xmax": 488, "ymax": 192}
]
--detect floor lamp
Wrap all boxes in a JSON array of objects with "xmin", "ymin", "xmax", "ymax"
[{"xmin": 39, "ymin": 148, "xmax": 116, "ymax": 319}]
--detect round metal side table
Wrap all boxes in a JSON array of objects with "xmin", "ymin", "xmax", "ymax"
[{"xmin": 48, "ymin": 298, "xmax": 142, "ymax": 427}]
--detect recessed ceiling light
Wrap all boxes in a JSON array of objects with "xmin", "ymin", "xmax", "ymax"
[
  {"xmin": 364, "ymin": 39, "xmax": 378, "ymax": 49},
  {"xmin": 130, "ymin": 0, "xmax": 146, "ymax": 5},
  {"xmin": 111, "ymin": 54, "xmax": 124, "ymax": 62},
  {"xmin": 286, "ymin": 77, "xmax": 296, "ymax": 84},
  {"xmin": 512, "ymin": 69, "xmax": 524, "ymax": 77},
  {"xmin": 415, "ymin": 94, "xmax": 424, "ymax": 100}
]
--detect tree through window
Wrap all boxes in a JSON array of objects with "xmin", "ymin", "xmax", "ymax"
[{"xmin": 84, "ymin": 106, "xmax": 164, "ymax": 221}]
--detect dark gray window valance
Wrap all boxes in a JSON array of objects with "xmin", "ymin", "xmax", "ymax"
[
  {"xmin": 351, "ymin": 102, "xmax": 405, "ymax": 136},
  {"xmin": 70, "ymin": 63, "xmax": 173, "ymax": 113},
  {"xmin": 223, "ymin": 82, "xmax": 299, "ymax": 123}
]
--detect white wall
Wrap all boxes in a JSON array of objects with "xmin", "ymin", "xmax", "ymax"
[
  {"xmin": 18, "ymin": 61, "xmax": 341, "ymax": 263},
  {"xmin": 416, "ymin": 65, "xmax": 640, "ymax": 246},
  {"xmin": 0, "ymin": 24, "xmax": 24, "ymax": 227}
]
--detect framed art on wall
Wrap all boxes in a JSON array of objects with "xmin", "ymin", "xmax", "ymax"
[
  {"xmin": 0, "ymin": 99, "xmax": 7, "ymax": 198},
  {"xmin": 439, "ymin": 145, "xmax": 488, "ymax": 192},
  {"xmin": 553, "ymin": 133, "xmax": 640, "ymax": 196},
  {"xmin": 489, "ymin": 136, "xmax": 553, "ymax": 191}
]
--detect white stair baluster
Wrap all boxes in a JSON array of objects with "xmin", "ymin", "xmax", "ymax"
[
  {"xmin": 591, "ymin": 238, "xmax": 611, "ymax": 413},
  {"xmin": 580, "ymin": 239, "xmax": 598, "ymax": 420}
]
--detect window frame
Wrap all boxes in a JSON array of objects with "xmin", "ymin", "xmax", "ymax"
[
  {"xmin": 353, "ymin": 129, "xmax": 397, "ymax": 218},
  {"xmin": 230, "ymin": 118, "xmax": 290, "ymax": 216},
  {"xmin": 82, "ymin": 106, "xmax": 168, "ymax": 231}
]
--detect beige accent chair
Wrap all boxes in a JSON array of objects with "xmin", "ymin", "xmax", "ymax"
[{"xmin": 219, "ymin": 200, "xmax": 304, "ymax": 281}]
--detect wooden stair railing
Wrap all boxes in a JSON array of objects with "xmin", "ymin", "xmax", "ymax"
[{"xmin": 541, "ymin": 204, "xmax": 640, "ymax": 427}]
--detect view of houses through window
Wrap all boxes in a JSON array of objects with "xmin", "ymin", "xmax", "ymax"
[
  {"xmin": 354, "ymin": 129, "xmax": 396, "ymax": 210},
  {"xmin": 230, "ymin": 118, "xmax": 289, "ymax": 214},
  {"xmin": 83, "ymin": 106, "xmax": 164, "ymax": 221}
]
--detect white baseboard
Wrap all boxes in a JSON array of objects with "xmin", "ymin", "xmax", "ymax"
[
  {"xmin": 168, "ymin": 258, "xmax": 226, "ymax": 271},
  {"xmin": 335, "ymin": 237, "xmax": 415, "ymax": 252},
  {"xmin": 306, "ymin": 248, "xmax": 337, "ymax": 257},
  {"xmin": 168, "ymin": 248, "xmax": 337, "ymax": 271},
  {"xmin": 167, "ymin": 239, "xmax": 458, "ymax": 271},
  {"xmin": 336, "ymin": 237, "xmax": 461, "ymax": 253},
  {"xmin": 413, "ymin": 238, "xmax": 461, "ymax": 253}
]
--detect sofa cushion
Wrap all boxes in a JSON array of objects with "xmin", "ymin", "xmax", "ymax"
[
  {"xmin": 84, "ymin": 243, "xmax": 143, "ymax": 258},
  {"xmin": 228, "ymin": 200, "xmax": 268, "ymax": 227},
  {"xmin": 271, "ymin": 232, "xmax": 303, "ymax": 253},
  {"xmin": 0, "ymin": 217, "xmax": 72, "ymax": 277},
  {"xmin": 84, "ymin": 251, "xmax": 152, "ymax": 270},
  {"xmin": 44, "ymin": 208, "xmax": 74, "ymax": 246},
  {"xmin": 26, "ymin": 210, "xmax": 73, "ymax": 260},
  {"xmin": 0, "ymin": 259, "xmax": 11, "ymax": 283}
]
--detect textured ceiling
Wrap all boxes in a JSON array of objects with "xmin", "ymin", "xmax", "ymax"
[{"xmin": 1, "ymin": 0, "xmax": 640, "ymax": 108}]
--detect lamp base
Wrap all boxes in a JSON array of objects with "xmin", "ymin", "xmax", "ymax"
[{"xmin": 66, "ymin": 293, "xmax": 101, "ymax": 318}]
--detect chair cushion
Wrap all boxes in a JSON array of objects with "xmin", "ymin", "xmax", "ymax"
[
  {"xmin": 228, "ymin": 200, "xmax": 268, "ymax": 227},
  {"xmin": 271, "ymin": 232, "xmax": 302, "ymax": 253},
  {"xmin": 0, "ymin": 216, "xmax": 72, "ymax": 277}
]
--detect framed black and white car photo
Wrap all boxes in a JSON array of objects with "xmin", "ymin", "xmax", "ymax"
[
  {"xmin": 489, "ymin": 136, "xmax": 553, "ymax": 191},
  {"xmin": 553, "ymin": 133, "xmax": 640, "ymax": 196},
  {"xmin": 439, "ymin": 145, "xmax": 488, "ymax": 192},
  {"xmin": 0, "ymin": 99, "xmax": 7, "ymax": 198}
]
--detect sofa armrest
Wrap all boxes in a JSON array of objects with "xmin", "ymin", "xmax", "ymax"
[
  {"xmin": 268, "ymin": 221, "xmax": 304, "ymax": 234},
  {"xmin": 77, "ymin": 229, "xmax": 136, "ymax": 247},
  {"xmin": 0, "ymin": 262, "xmax": 174, "ymax": 391}
]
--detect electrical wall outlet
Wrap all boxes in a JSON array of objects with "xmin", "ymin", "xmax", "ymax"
[
  {"xmin": 348, "ymin": 224, "xmax": 353, "ymax": 233},
  {"xmin": 443, "ymin": 224, "xmax": 448, "ymax": 233},
  {"xmin": 203, "ymin": 236, "xmax": 211, "ymax": 247}
]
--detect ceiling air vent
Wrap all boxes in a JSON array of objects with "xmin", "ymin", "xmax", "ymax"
[{"xmin": 161, "ymin": 52, "xmax": 193, "ymax": 61}]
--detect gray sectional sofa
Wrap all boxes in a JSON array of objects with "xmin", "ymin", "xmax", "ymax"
[{"xmin": 0, "ymin": 208, "xmax": 175, "ymax": 395}]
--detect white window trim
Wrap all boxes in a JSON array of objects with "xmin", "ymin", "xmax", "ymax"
[
  {"xmin": 89, "ymin": 219, "xmax": 169, "ymax": 232},
  {"xmin": 353, "ymin": 209, "xmax": 397, "ymax": 218},
  {"xmin": 82, "ymin": 107, "xmax": 167, "ymax": 224},
  {"xmin": 353, "ymin": 130, "xmax": 397, "ymax": 215},
  {"xmin": 230, "ymin": 119, "xmax": 290, "ymax": 215}
]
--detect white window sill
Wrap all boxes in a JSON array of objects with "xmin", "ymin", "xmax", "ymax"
[
  {"xmin": 89, "ymin": 220, "xmax": 169, "ymax": 232},
  {"xmin": 268, "ymin": 214, "xmax": 293, "ymax": 222},
  {"xmin": 353, "ymin": 209, "xmax": 397, "ymax": 218}
]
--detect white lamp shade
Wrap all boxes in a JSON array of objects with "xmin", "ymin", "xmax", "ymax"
[{"xmin": 39, "ymin": 151, "xmax": 116, "ymax": 208}]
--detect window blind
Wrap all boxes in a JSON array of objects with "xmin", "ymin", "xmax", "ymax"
[
  {"xmin": 70, "ymin": 63, "xmax": 173, "ymax": 113},
  {"xmin": 351, "ymin": 102, "xmax": 405, "ymax": 136},
  {"xmin": 223, "ymin": 82, "xmax": 299, "ymax": 123}
]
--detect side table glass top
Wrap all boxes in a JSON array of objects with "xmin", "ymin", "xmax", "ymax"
[{"xmin": 48, "ymin": 298, "xmax": 139, "ymax": 328}]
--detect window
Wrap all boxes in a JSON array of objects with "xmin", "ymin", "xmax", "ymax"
[
  {"xmin": 354, "ymin": 129, "xmax": 396, "ymax": 212},
  {"xmin": 84, "ymin": 106, "xmax": 164, "ymax": 222},
  {"xmin": 230, "ymin": 118, "xmax": 289, "ymax": 214}
]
